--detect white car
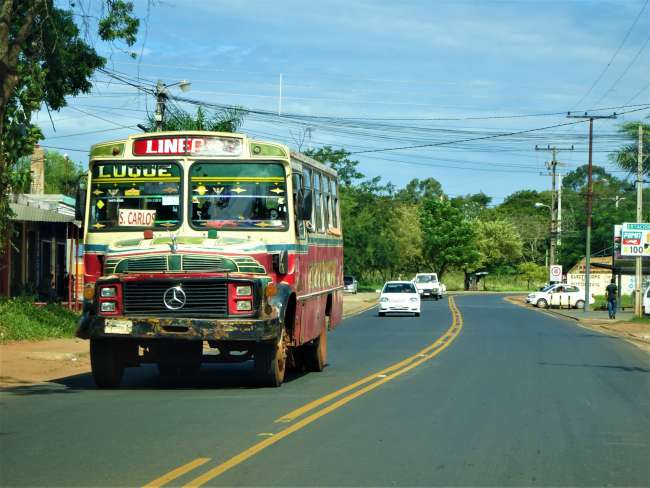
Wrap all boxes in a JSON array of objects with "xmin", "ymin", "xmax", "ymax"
[
  {"xmin": 343, "ymin": 275, "xmax": 358, "ymax": 294},
  {"xmin": 644, "ymin": 285, "xmax": 650, "ymax": 315},
  {"xmin": 526, "ymin": 283, "xmax": 595, "ymax": 309},
  {"xmin": 413, "ymin": 273, "xmax": 443, "ymax": 300},
  {"xmin": 379, "ymin": 281, "xmax": 421, "ymax": 317}
]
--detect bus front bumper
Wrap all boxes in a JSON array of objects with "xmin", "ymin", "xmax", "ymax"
[{"xmin": 78, "ymin": 314, "xmax": 280, "ymax": 342}]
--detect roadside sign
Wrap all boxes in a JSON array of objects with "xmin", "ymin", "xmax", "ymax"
[
  {"xmin": 549, "ymin": 265, "xmax": 562, "ymax": 282},
  {"xmin": 118, "ymin": 208, "xmax": 156, "ymax": 227},
  {"xmin": 621, "ymin": 223, "xmax": 650, "ymax": 257}
]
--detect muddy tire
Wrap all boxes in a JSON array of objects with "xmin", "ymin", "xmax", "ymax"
[
  {"xmin": 255, "ymin": 331, "xmax": 287, "ymax": 387},
  {"xmin": 90, "ymin": 339, "xmax": 124, "ymax": 388},
  {"xmin": 536, "ymin": 298, "xmax": 549, "ymax": 309},
  {"xmin": 304, "ymin": 322, "xmax": 327, "ymax": 372}
]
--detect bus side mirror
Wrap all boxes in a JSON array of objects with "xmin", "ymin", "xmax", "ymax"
[
  {"xmin": 75, "ymin": 179, "xmax": 86, "ymax": 222},
  {"xmin": 301, "ymin": 192, "xmax": 313, "ymax": 221},
  {"xmin": 272, "ymin": 250, "xmax": 289, "ymax": 275}
]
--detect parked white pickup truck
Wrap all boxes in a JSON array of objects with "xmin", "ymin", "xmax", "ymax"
[{"xmin": 413, "ymin": 273, "xmax": 444, "ymax": 300}]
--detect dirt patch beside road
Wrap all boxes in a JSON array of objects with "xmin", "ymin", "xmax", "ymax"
[
  {"xmin": 0, "ymin": 338, "xmax": 89, "ymax": 388},
  {"xmin": 0, "ymin": 293, "xmax": 379, "ymax": 388},
  {"xmin": 505, "ymin": 295, "xmax": 650, "ymax": 354}
]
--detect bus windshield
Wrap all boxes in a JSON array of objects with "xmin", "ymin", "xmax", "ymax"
[
  {"xmin": 189, "ymin": 161, "xmax": 288, "ymax": 230},
  {"xmin": 89, "ymin": 162, "xmax": 182, "ymax": 231}
]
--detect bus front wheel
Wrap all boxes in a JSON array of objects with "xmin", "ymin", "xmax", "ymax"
[
  {"xmin": 90, "ymin": 338, "xmax": 124, "ymax": 388},
  {"xmin": 255, "ymin": 330, "xmax": 287, "ymax": 387}
]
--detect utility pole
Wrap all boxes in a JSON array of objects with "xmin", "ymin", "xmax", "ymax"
[
  {"xmin": 635, "ymin": 124, "xmax": 644, "ymax": 317},
  {"xmin": 154, "ymin": 80, "xmax": 167, "ymax": 132},
  {"xmin": 535, "ymin": 144, "xmax": 573, "ymax": 266},
  {"xmin": 305, "ymin": 126, "xmax": 314, "ymax": 151},
  {"xmin": 153, "ymin": 79, "xmax": 190, "ymax": 132},
  {"xmin": 566, "ymin": 112, "xmax": 617, "ymax": 312},
  {"xmin": 557, "ymin": 173, "xmax": 563, "ymax": 247}
]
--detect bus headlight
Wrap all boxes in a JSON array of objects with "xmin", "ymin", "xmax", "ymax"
[
  {"xmin": 100, "ymin": 286, "xmax": 117, "ymax": 298},
  {"xmin": 236, "ymin": 300, "xmax": 252, "ymax": 311},
  {"xmin": 236, "ymin": 285, "xmax": 252, "ymax": 297}
]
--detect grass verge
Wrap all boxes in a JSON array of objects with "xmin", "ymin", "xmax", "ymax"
[{"xmin": 0, "ymin": 298, "xmax": 79, "ymax": 343}]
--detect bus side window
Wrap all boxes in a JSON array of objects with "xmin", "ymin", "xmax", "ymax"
[
  {"xmin": 314, "ymin": 172, "xmax": 323, "ymax": 232},
  {"xmin": 324, "ymin": 176, "xmax": 332, "ymax": 230},
  {"xmin": 292, "ymin": 172, "xmax": 305, "ymax": 238},
  {"xmin": 303, "ymin": 167, "xmax": 314, "ymax": 231},
  {"xmin": 332, "ymin": 179, "xmax": 339, "ymax": 228}
]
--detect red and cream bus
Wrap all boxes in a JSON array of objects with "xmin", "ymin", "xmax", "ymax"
[{"xmin": 76, "ymin": 131, "xmax": 343, "ymax": 387}]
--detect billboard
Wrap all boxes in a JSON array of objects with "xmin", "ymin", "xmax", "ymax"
[{"xmin": 620, "ymin": 223, "xmax": 650, "ymax": 257}]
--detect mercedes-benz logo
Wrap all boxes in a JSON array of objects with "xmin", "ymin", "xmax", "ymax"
[{"xmin": 163, "ymin": 286, "xmax": 186, "ymax": 310}]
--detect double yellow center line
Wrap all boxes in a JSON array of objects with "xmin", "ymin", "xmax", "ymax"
[{"xmin": 143, "ymin": 296, "xmax": 464, "ymax": 488}]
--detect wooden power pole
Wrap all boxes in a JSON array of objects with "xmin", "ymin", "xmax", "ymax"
[{"xmin": 566, "ymin": 112, "xmax": 617, "ymax": 312}]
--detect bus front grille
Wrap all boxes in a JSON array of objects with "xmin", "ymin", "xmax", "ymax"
[{"xmin": 122, "ymin": 280, "xmax": 228, "ymax": 316}]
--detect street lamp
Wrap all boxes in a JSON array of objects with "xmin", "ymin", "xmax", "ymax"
[{"xmin": 154, "ymin": 79, "xmax": 192, "ymax": 131}]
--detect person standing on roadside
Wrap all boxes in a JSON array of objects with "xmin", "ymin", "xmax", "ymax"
[{"xmin": 606, "ymin": 279, "xmax": 618, "ymax": 319}]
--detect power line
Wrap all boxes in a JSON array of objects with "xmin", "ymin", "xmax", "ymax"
[
  {"xmin": 570, "ymin": 0, "xmax": 649, "ymax": 109},
  {"xmin": 592, "ymin": 36, "xmax": 650, "ymax": 106}
]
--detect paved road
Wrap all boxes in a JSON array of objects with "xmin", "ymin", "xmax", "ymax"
[{"xmin": 1, "ymin": 295, "xmax": 648, "ymax": 487}]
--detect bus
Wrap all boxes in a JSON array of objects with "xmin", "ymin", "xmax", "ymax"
[{"xmin": 75, "ymin": 131, "xmax": 343, "ymax": 387}]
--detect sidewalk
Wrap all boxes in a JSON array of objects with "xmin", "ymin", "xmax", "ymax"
[
  {"xmin": 0, "ymin": 293, "xmax": 379, "ymax": 388},
  {"xmin": 505, "ymin": 295, "xmax": 650, "ymax": 353}
]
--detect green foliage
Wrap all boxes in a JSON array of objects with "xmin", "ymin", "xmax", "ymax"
[
  {"xmin": 304, "ymin": 146, "xmax": 363, "ymax": 186},
  {"xmin": 43, "ymin": 151, "xmax": 84, "ymax": 196},
  {"xmin": 419, "ymin": 199, "xmax": 479, "ymax": 279},
  {"xmin": 147, "ymin": 106, "xmax": 245, "ymax": 133},
  {"xmin": 396, "ymin": 178, "xmax": 443, "ymax": 204},
  {"xmin": 0, "ymin": 297, "xmax": 79, "ymax": 343},
  {"xmin": 610, "ymin": 121, "xmax": 650, "ymax": 176},
  {"xmin": 0, "ymin": 0, "xmax": 141, "ymax": 248},
  {"xmin": 516, "ymin": 262, "xmax": 547, "ymax": 289},
  {"xmin": 474, "ymin": 219, "xmax": 523, "ymax": 270}
]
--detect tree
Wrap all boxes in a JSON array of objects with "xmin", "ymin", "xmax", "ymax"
[
  {"xmin": 0, "ymin": 0, "xmax": 140, "ymax": 246},
  {"xmin": 474, "ymin": 219, "xmax": 523, "ymax": 270},
  {"xmin": 396, "ymin": 178, "xmax": 443, "ymax": 204},
  {"xmin": 304, "ymin": 146, "xmax": 363, "ymax": 187},
  {"xmin": 610, "ymin": 121, "xmax": 650, "ymax": 176},
  {"xmin": 450, "ymin": 192, "xmax": 493, "ymax": 220},
  {"xmin": 419, "ymin": 199, "xmax": 479, "ymax": 279},
  {"xmin": 145, "ymin": 106, "xmax": 244, "ymax": 133},
  {"xmin": 562, "ymin": 164, "xmax": 617, "ymax": 192},
  {"xmin": 516, "ymin": 262, "xmax": 546, "ymax": 289},
  {"xmin": 496, "ymin": 190, "xmax": 550, "ymax": 263},
  {"xmin": 44, "ymin": 151, "xmax": 84, "ymax": 196}
]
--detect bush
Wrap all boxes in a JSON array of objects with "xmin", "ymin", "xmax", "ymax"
[{"xmin": 0, "ymin": 297, "xmax": 79, "ymax": 343}]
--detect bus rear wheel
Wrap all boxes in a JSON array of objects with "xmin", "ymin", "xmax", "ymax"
[
  {"xmin": 90, "ymin": 338, "xmax": 125, "ymax": 388},
  {"xmin": 304, "ymin": 321, "xmax": 328, "ymax": 372},
  {"xmin": 255, "ymin": 330, "xmax": 287, "ymax": 387}
]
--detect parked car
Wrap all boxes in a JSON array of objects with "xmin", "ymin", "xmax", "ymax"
[
  {"xmin": 343, "ymin": 275, "xmax": 358, "ymax": 294},
  {"xmin": 379, "ymin": 281, "xmax": 421, "ymax": 317},
  {"xmin": 526, "ymin": 283, "xmax": 595, "ymax": 309},
  {"xmin": 412, "ymin": 273, "xmax": 443, "ymax": 300},
  {"xmin": 643, "ymin": 284, "xmax": 650, "ymax": 315}
]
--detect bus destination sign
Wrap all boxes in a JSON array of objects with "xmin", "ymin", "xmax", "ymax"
[{"xmin": 132, "ymin": 136, "xmax": 243, "ymax": 157}]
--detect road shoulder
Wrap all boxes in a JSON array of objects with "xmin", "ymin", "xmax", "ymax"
[{"xmin": 504, "ymin": 295, "xmax": 650, "ymax": 354}]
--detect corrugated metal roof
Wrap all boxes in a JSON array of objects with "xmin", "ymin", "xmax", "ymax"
[{"xmin": 10, "ymin": 203, "xmax": 75, "ymax": 223}]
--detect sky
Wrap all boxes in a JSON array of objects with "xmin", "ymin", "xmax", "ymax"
[{"xmin": 39, "ymin": 0, "xmax": 650, "ymax": 205}]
